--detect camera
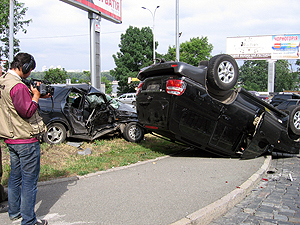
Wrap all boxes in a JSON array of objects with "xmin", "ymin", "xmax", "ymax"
[{"xmin": 22, "ymin": 78, "xmax": 54, "ymax": 96}]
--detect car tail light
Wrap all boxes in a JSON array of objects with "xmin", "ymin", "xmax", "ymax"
[
  {"xmin": 145, "ymin": 125, "xmax": 158, "ymax": 129},
  {"xmin": 166, "ymin": 79, "xmax": 186, "ymax": 96},
  {"xmin": 136, "ymin": 82, "xmax": 143, "ymax": 95}
]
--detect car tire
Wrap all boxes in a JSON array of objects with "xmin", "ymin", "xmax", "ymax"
[
  {"xmin": 288, "ymin": 105, "xmax": 300, "ymax": 135},
  {"xmin": 207, "ymin": 54, "xmax": 239, "ymax": 91},
  {"xmin": 43, "ymin": 123, "xmax": 67, "ymax": 144},
  {"xmin": 123, "ymin": 122, "xmax": 144, "ymax": 142}
]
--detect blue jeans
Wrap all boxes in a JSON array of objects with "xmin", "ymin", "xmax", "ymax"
[{"xmin": 7, "ymin": 142, "xmax": 40, "ymax": 225}]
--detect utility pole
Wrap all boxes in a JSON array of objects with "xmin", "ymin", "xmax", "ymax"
[
  {"xmin": 89, "ymin": 12, "xmax": 101, "ymax": 90},
  {"xmin": 9, "ymin": 0, "xmax": 14, "ymax": 65},
  {"xmin": 268, "ymin": 60, "xmax": 276, "ymax": 93},
  {"xmin": 175, "ymin": 0, "xmax": 179, "ymax": 61}
]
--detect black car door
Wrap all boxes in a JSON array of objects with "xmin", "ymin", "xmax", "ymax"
[{"xmin": 175, "ymin": 83, "xmax": 244, "ymax": 155}]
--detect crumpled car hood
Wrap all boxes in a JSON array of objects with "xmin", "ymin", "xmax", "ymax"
[{"xmin": 115, "ymin": 103, "xmax": 137, "ymax": 118}]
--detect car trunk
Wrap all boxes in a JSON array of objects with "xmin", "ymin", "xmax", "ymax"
[{"xmin": 137, "ymin": 76, "xmax": 172, "ymax": 131}]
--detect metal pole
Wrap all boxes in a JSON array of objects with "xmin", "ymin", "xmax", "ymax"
[
  {"xmin": 89, "ymin": 12, "xmax": 101, "ymax": 90},
  {"xmin": 89, "ymin": 12, "xmax": 96, "ymax": 87},
  {"xmin": 175, "ymin": 0, "xmax": 179, "ymax": 62},
  {"xmin": 142, "ymin": 6, "xmax": 160, "ymax": 64},
  {"xmin": 9, "ymin": 0, "xmax": 14, "ymax": 64},
  {"xmin": 268, "ymin": 60, "xmax": 276, "ymax": 93}
]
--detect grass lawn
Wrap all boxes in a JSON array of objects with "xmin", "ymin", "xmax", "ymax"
[{"xmin": 0, "ymin": 134, "xmax": 186, "ymax": 186}]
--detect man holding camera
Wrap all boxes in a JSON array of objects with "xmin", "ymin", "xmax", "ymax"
[{"xmin": 0, "ymin": 53, "xmax": 49, "ymax": 225}]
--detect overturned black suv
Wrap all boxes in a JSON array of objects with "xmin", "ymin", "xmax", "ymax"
[
  {"xmin": 136, "ymin": 54, "xmax": 300, "ymax": 158},
  {"xmin": 38, "ymin": 84, "xmax": 144, "ymax": 144}
]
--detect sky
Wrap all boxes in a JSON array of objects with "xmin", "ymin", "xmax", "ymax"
[{"xmin": 13, "ymin": 0, "xmax": 300, "ymax": 72}]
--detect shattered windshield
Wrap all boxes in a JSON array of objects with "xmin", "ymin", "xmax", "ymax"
[
  {"xmin": 86, "ymin": 94, "xmax": 105, "ymax": 105},
  {"xmin": 106, "ymin": 94, "xmax": 120, "ymax": 109}
]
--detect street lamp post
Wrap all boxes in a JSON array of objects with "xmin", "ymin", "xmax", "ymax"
[
  {"xmin": 142, "ymin": 6, "xmax": 160, "ymax": 64},
  {"xmin": 9, "ymin": 0, "xmax": 14, "ymax": 65},
  {"xmin": 175, "ymin": 0, "xmax": 179, "ymax": 62}
]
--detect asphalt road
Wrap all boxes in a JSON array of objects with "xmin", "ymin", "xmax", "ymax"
[{"xmin": 0, "ymin": 148, "xmax": 267, "ymax": 225}]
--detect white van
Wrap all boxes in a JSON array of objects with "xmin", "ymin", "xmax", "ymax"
[{"xmin": 117, "ymin": 93, "xmax": 136, "ymax": 105}]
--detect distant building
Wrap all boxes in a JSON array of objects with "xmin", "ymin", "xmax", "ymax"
[
  {"xmin": 111, "ymin": 80, "xmax": 119, "ymax": 97},
  {"xmin": 42, "ymin": 66, "xmax": 48, "ymax": 72}
]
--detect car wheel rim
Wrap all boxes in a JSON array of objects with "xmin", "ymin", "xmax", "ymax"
[
  {"xmin": 293, "ymin": 111, "xmax": 300, "ymax": 129},
  {"xmin": 128, "ymin": 125, "xmax": 141, "ymax": 140},
  {"xmin": 48, "ymin": 127, "xmax": 63, "ymax": 143},
  {"xmin": 218, "ymin": 61, "xmax": 235, "ymax": 84}
]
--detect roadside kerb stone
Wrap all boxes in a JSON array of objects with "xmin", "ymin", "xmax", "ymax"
[
  {"xmin": 170, "ymin": 155, "xmax": 272, "ymax": 225},
  {"xmin": 36, "ymin": 155, "xmax": 170, "ymax": 187}
]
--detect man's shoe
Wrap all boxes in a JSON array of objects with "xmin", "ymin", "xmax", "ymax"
[
  {"xmin": 10, "ymin": 214, "xmax": 22, "ymax": 221},
  {"xmin": 35, "ymin": 219, "xmax": 48, "ymax": 225}
]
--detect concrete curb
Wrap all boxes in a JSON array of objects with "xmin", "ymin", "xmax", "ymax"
[
  {"xmin": 37, "ymin": 155, "xmax": 170, "ymax": 187},
  {"xmin": 170, "ymin": 155, "xmax": 272, "ymax": 225}
]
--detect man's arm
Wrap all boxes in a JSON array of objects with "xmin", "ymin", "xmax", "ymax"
[{"xmin": 11, "ymin": 83, "xmax": 39, "ymax": 119}]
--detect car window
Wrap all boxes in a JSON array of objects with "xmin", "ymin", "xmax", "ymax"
[
  {"xmin": 292, "ymin": 95, "xmax": 300, "ymax": 99},
  {"xmin": 127, "ymin": 94, "xmax": 133, "ymax": 98},
  {"xmin": 68, "ymin": 92, "xmax": 83, "ymax": 109}
]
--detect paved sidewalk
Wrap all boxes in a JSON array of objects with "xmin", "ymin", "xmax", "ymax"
[
  {"xmin": 210, "ymin": 153, "xmax": 300, "ymax": 225},
  {"xmin": 0, "ymin": 148, "xmax": 268, "ymax": 225}
]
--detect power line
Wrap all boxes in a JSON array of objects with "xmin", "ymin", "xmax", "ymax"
[
  {"xmin": 18, "ymin": 30, "xmax": 125, "ymax": 40},
  {"xmin": 19, "ymin": 34, "xmax": 88, "ymax": 40}
]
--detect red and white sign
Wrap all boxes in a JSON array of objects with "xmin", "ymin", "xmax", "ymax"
[
  {"xmin": 1, "ymin": 60, "xmax": 7, "ymax": 67},
  {"xmin": 60, "ymin": 0, "xmax": 122, "ymax": 24}
]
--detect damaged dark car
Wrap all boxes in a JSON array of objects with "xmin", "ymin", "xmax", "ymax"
[
  {"xmin": 136, "ymin": 54, "xmax": 300, "ymax": 158},
  {"xmin": 39, "ymin": 84, "xmax": 144, "ymax": 144}
]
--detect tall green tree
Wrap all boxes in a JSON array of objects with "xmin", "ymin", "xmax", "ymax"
[
  {"xmin": 292, "ymin": 59, "xmax": 300, "ymax": 90},
  {"xmin": 239, "ymin": 60, "xmax": 297, "ymax": 92},
  {"xmin": 110, "ymin": 26, "xmax": 155, "ymax": 93},
  {"xmin": 44, "ymin": 68, "xmax": 68, "ymax": 84},
  {"xmin": 296, "ymin": 59, "xmax": 300, "ymax": 68},
  {"xmin": 274, "ymin": 60, "xmax": 298, "ymax": 92},
  {"xmin": 163, "ymin": 37, "xmax": 213, "ymax": 66},
  {"xmin": 239, "ymin": 60, "xmax": 268, "ymax": 91},
  {"xmin": 0, "ymin": 0, "xmax": 31, "ymax": 61},
  {"xmin": 101, "ymin": 76, "xmax": 112, "ymax": 94}
]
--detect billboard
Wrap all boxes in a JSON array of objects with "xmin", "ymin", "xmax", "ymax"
[
  {"xmin": 60, "ymin": 0, "xmax": 122, "ymax": 24},
  {"xmin": 272, "ymin": 34, "xmax": 300, "ymax": 59},
  {"xmin": 226, "ymin": 34, "xmax": 300, "ymax": 60}
]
